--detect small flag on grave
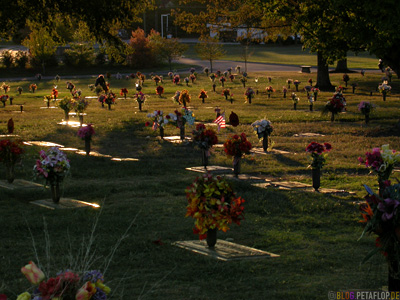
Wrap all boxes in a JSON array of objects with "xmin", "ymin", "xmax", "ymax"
[{"xmin": 214, "ymin": 113, "xmax": 226, "ymax": 131}]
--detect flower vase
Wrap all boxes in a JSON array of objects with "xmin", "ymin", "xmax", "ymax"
[
  {"xmin": 201, "ymin": 149, "xmax": 209, "ymax": 169},
  {"xmin": 383, "ymin": 93, "xmax": 387, "ymax": 101},
  {"xmin": 180, "ymin": 125, "xmax": 185, "ymax": 140},
  {"xmin": 294, "ymin": 103, "xmax": 297, "ymax": 110},
  {"xmin": 50, "ymin": 182, "xmax": 61, "ymax": 203},
  {"xmin": 379, "ymin": 179, "xmax": 386, "ymax": 198},
  {"xmin": 85, "ymin": 137, "xmax": 91, "ymax": 156},
  {"xmin": 248, "ymin": 95, "xmax": 252, "ymax": 104},
  {"xmin": 312, "ymin": 168, "xmax": 321, "ymax": 192},
  {"xmin": 268, "ymin": 93, "xmax": 270, "ymax": 99},
  {"xmin": 202, "ymin": 97, "xmax": 205, "ymax": 104},
  {"xmin": 101, "ymin": 102, "xmax": 104, "ymax": 108},
  {"xmin": 331, "ymin": 112, "xmax": 335, "ymax": 122},
  {"xmin": 206, "ymin": 228, "xmax": 217, "ymax": 248},
  {"xmin": 79, "ymin": 114, "xmax": 84, "ymax": 127},
  {"xmin": 365, "ymin": 113, "xmax": 370, "ymax": 124},
  {"xmin": 108, "ymin": 103, "xmax": 112, "ymax": 110},
  {"xmin": 233, "ymin": 156, "xmax": 241, "ymax": 177},
  {"xmin": 47, "ymin": 101, "xmax": 50, "ymax": 108},
  {"xmin": 139, "ymin": 102, "xmax": 142, "ymax": 111},
  {"xmin": 5, "ymin": 164, "xmax": 15, "ymax": 184},
  {"xmin": 309, "ymin": 104, "xmax": 313, "ymax": 111},
  {"xmin": 314, "ymin": 93, "xmax": 318, "ymax": 101},
  {"xmin": 283, "ymin": 92, "xmax": 286, "ymax": 98},
  {"xmin": 295, "ymin": 85, "xmax": 299, "ymax": 92},
  {"xmin": 159, "ymin": 126, "xmax": 164, "ymax": 139},
  {"xmin": 225, "ymin": 95, "xmax": 228, "ymax": 100},
  {"xmin": 262, "ymin": 132, "xmax": 269, "ymax": 152},
  {"xmin": 64, "ymin": 111, "xmax": 69, "ymax": 122}
]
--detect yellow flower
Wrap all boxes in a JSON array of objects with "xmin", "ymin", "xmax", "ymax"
[
  {"xmin": 21, "ymin": 261, "xmax": 45, "ymax": 285},
  {"xmin": 16, "ymin": 292, "xmax": 31, "ymax": 300},
  {"xmin": 96, "ymin": 280, "xmax": 111, "ymax": 294}
]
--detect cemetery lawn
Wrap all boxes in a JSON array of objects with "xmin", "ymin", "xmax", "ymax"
[
  {"xmin": 0, "ymin": 70, "xmax": 399, "ymax": 299},
  {"xmin": 184, "ymin": 44, "xmax": 378, "ymax": 69}
]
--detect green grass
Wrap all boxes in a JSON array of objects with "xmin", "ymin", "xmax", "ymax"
[
  {"xmin": 184, "ymin": 44, "xmax": 379, "ymax": 69},
  {"xmin": 0, "ymin": 70, "xmax": 399, "ymax": 299}
]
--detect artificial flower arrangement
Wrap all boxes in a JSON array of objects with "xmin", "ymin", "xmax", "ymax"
[
  {"xmin": 168, "ymin": 72, "xmax": 174, "ymax": 81},
  {"xmin": 192, "ymin": 123, "xmax": 218, "ymax": 150},
  {"xmin": 265, "ymin": 86, "xmax": 275, "ymax": 98},
  {"xmin": 305, "ymin": 142, "xmax": 332, "ymax": 169},
  {"xmin": 51, "ymin": 87, "xmax": 58, "ymax": 100},
  {"xmin": 77, "ymin": 124, "xmax": 95, "ymax": 140},
  {"xmin": 189, "ymin": 74, "xmax": 196, "ymax": 83},
  {"xmin": 286, "ymin": 79, "xmax": 293, "ymax": 89},
  {"xmin": 343, "ymin": 73, "xmax": 350, "ymax": 86},
  {"xmin": 172, "ymin": 91, "xmax": 181, "ymax": 105},
  {"xmin": 17, "ymin": 86, "xmax": 23, "ymax": 94},
  {"xmin": 378, "ymin": 82, "xmax": 391, "ymax": 100},
  {"xmin": 219, "ymin": 76, "xmax": 226, "ymax": 86},
  {"xmin": 293, "ymin": 80, "xmax": 301, "ymax": 91},
  {"xmin": 57, "ymin": 97, "xmax": 74, "ymax": 114},
  {"xmin": 120, "ymin": 88, "xmax": 128, "ymax": 99},
  {"xmin": 178, "ymin": 89, "xmax": 191, "ymax": 107},
  {"xmin": 229, "ymin": 74, "xmax": 235, "ymax": 82},
  {"xmin": 323, "ymin": 91, "xmax": 346, "ymax": 119},
  {"xmin": 73, "ymin": 98, "xmax": 89, "ymax": 114},
  {"xmin": 185, "ymin": 173, "xmax": 245, "ymax": 239},
  {"xmin": 189, "ymin": 67, "xmax": 196, "ymax": 74},
  {"xmin": 173, "ymin": 74, "xmax": 180, "ymax": 85},
  {"xmin": 244, "ymin": 87, "xmax": 254, "ymax": 102},
  {"xmin": 153, "ymin": 75, "xmax": 161, "ymax": 85},
  {"xmin": 103, "ymin": 92, "xmax": 116, "ymax": 110},
  {"xmin": 308, "ymin": 78, "xmax": 313, "ymax": 86},
  {"xmin": 156, "ymin": 85, "xmax": 164, "ymax": 97},
  {"xmin": 203, "ymin": 67, "xmax": 209, "ymax": 77},
  {"xmin": 167, "ymin": 108, "xmax": 195, "ymax": 129},
  {"xmin": 198, "ymin": 89, "xmax": 208, "ymax": 103},
  {"xmin": 146, "ymin": 110, "xmax": 169, "ymax": 131},
  {"xmin": 358, "ymin": 144, "xmax": 400, "ymax": 194},
  {"xmin": 240, "ymin": 76, "xmax": 247, "ymax": 87},
  {"xmin": 358, "ymin": 101, "xmax": 375, "ymax": 115},
  {"xmin": 43, "ymin": 95, "xmax": 53, "ymax": 108},
  {"xmin": 184, "ymin": 77, "xmax": 190, "ymax": 86},
  {"xmin": 223, "ymin": 133, "xmax": 252, "ymax": 157},
  {"xmin": 292, "ymin": 93, "xmax": 300, "ymax": 104},
  {"xmin": 222, "ymin": 88, "xmax": 231, "ymax": 100},
  {"xmin": 251, "ymin": 119, "xmax": 273, "ymax": 139},
  {"xmin": 66, "ymin": 81, "xmax": 75, "ymax": 93},
  {"xmin": 1, "ymin": 82, "xmax": 10, "ymax": 93},
  {"xmin": 136, "ymin": 91, "xmax": 146, "ymax": 104},
  {"xmin": 15, "ymin": 261, "xmax": 111, "ymax": 300},
  {"xmin": 34, "ymin": 147, "xmax": 70, "ymax": 185},
  {"xmin": 0, "ymin": 139, "xmax": 24, "ymax": 167},
  {"xmin": 311, "ymin": 87, "xmax": 319, "ymax": 101},
  {"xmin": 0, "ymin": 94, "xmax": 9, "ymax": 106},
  {"xmin": 282, "ymin": 86, "xmax": 288, "ymax": 98},
  {"xmin": 209, "ymin": 73, "xmax": 216, "ymax": 82},
  {"xmin": 29, "ymin": 84, "xmax": 37, "ymax": 93}
]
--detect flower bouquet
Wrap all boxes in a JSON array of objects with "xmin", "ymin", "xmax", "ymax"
[
  {"xmin": 73, "ymin": 98, "xmax": 89, "ymax": 126},
  {"xmin": 184, "ymin": 77, "xmax": 190, "ymax": 86},
  {"xmin": 57, "ymin": 97, "xmax": 75, "ymax": 121},
  {"xmin": 146, "ymin": 110, "xmax": 169, "ymax": 138},
  {"xmin": 1, "ymin": 82, "xmax": 10, "ymax": 93},
  {"xmin": 153, "ymin": 75, "xmax": 161, "ymax": 85},
  {"xmin": 173, "ymin": 74, "xmax": 180, "ymax": 85},
  {"xmin": 16, "ymin": 261, "xmax": 111, "ymax": 300},
  {"xmin": 343, "ymin": 73, "xmax": 350, "ymax": 86},
  {"xmin": 203, "ymin": 67, "xmax": 209, "ymax": 77},
  {"xmin": 308, "ymin": 78, "xmax": 313, "ymax": 86},
  {"xmin": 77, "ymin": 124, "xmax": 95, "ymax": 155},
  {"xmin": 358, "ymin": 144, "xmax": 400, "ymax": 196},
  {"xmin": 224, "ymin": 133, "xmax": 252, "ymax": 176},
  {"xmin": 287, "ymin": 79, "xmax": 293, "ymax": 89},
  {"xmin": 311, "ymin": 87, "xmax": 319, "ymax": 101},
  {"xmin": 66, "ymin": 81, "xmax": 75, "ymax": 93},
  {"xmin": 219, "ymin": 76, "xmax": 226, "ymax": 87},
  {"xmin": 34, "ymin": 147, "xmax": 70, "ymax": 203},
  {"xmin": 156, "ymin": 85, "xmax": 164, "ymax": 97},
  {"xmin": 189, "ymin": 67, "xmax": 196, "ymax": 74},
  {"xmin": 209, "ymin": 73, "xmax": 216, "ymax": 82},
  {"xmin": 244, "ymin": 87, "xmax": 254, "ymax": 103},
  {"xmin": 229, "ymin": 74, "xmax": 235, "ymax": 82},
  {"xmin": 358, "ymin": 101, "xmax": 375, "ymax": 124},
  {"xmin": 282, "ymin": 86, "xmax": 288, "ymax": 98},
  {"xmin": 0, "ymin": 139, "xmax": 24, "ymax": 183},
  {"xmin": 222, "ymin": 88, "xmax": 231, "ymax": 101},
  {"xmin": 293, "ymin": 80, "xmax": 301, "ymax": 91},
  {"xmin": 292, "ymin": 93, "xmax": 300, "ymax": 110},
  {"xmin": 0, "ymin": 94, "xmax": 9, "ymax": 107},
  {"xmin": 51, "ymin": 87, "xmax": 58, "ymax": 100},
  {"xmin": 323, "ymin": 92, "xmax": 346, "ymax": 121},
  {"xmin": 178, "ymin": 89, "xmax": 191, "ymax": 107},
  {"xmin": 198, "ymin": 89, "xmax": 207, "ymax": 103},
  {"xmin": 29, "ymin": 84, "xmax": 37, "ymax": 93},
  {"xmin": 192, "ymin": 123, "xmax": 218, "ymax": 168},
  {"xmin": 265, "ymin": 86, "xmax": 275, "ymax": 98},
  {"xmin": 43, "ymin": 95, "xmax": 53, "ymax": 108},
  {"xmin": 167, "ymin": 108, "xmax": 195, "ymax": 140},
  {"xmin": 135, "ymin": 91, "xmax": 146, "ymax": 111},
  {"xmin": 308, "ymin": 94, "xmax": 314, "ymax": 111},
  {"xmin": 251, "ymin": 119, "xmax": 273, "ymax": 152},
  {"xmin": 120, "ymin": 88, "xmax": 128, "ymax": 99},
  {"xmin": 185, "ymin": 173, "xmax": 245, "ymax": 247},
  {"xmin": 104, "ymin": 92, "xmax": 116, "ymax": 110},
  {"xmin": 240, "ymin": 76, "xmax": 247, "ymax": 88},
  {"xmin": 17, "ymin": 86, "xmax": 23, "ymax": 94},
  {"xmin": 378, "ymin": 83, "xmax": 391, "ymax": 101},
  {"xmin": 189, "ymin": 74, "xmax": 196, "ymax": 83},
  {"xmin": 305, "ymin": 142, "xmax": 332, "ymax": 191},
  {"xmin": 172, "ymin": 91, "xmax": 181, "ymax": 105}
]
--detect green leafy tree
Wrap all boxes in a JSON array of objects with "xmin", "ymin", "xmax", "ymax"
[
  {"xmin": 64, "ymin": 21, "xmax": 96, "ymax": 66},
  {"xmin": 22, "ymin": 24, "xmax": 59, "ymax": 73},
  {"xmin": 195, "ymin": 36, "xmax": 226, "ymax": 72},
  {"xmin": 149, "ymin": 30, "xmax": 188, "ymax": 70}
]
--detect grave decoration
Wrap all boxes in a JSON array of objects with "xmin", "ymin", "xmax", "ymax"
[
  {"xmin": 57, "ymin": 97, "xmax": 74, "ymax": 121},
  {"xmin": 343, "ymin": 73, "xmax": 350, "ymax": 86},
  {"xmin": 229, "ymin": 74, "xmax": 235, "ymax": 82},
  {"xmin": 185, "ymin": 173, "xmax": 245, "ymax": 248},
  {"xmin": 189, "ymin": 67, "xmax": 196, "ymax": 74},
  {"xmin": 156, "ymin": 85, "xmax": 164, "ymax": 97},
  {"xmin": 184, "ymin": 77, "xmax": 190, "ymax": 86},
  {"xmin": 189, "ymin": 74, "xmax": 196, "ymax": 83},
  {"xmin": 358, "ymin": 144, "xmax": 400, "ymax": 197},
  {"xmin": 229, "ymin": 111, "xmax": 239, "ymax": 127},
  {"xmin": 378, "ymin": 82, "xmax": 391, "ymax": 101},
  {"xmin": 7, "ymin": 118, "xmax": 14, "ymax": 134},
  {"xmin": 282, "ymin": 86, "xmax": 288, "ymax": 98},
  {"xmin": 120, "ymin": 88, "xmax": 128, "ymax": 99},
  {"xmin": 66, "ymin": 81, "xmax": 75, "ymax": 94},
  {"xmin": 266, "ymin": 86, "xmax": 275, "ymax": 98},
  {"xmin": 172, "ymin": 91, "xmax": 181, "ymax": 105},
  {"xmin": 192, "ymin": 123, "xmax": 218, "ymax": 169},
  {"xmin": 0, "ymin": 139, "xmax": 24, "ymax": 183},
  {"xmin": 168, "ymin": 72, "xmax": 174, "ymax": 81},
  {"xmin": 34, "ymin": 147, "xmax": 70, "ymax": 203},
  {"xmin": 17, "ymin": 86, "xmax": 23, "ymax": 95},
  {"xmin": 167, "ymin": 107, "xmax": 195, "ymax": 140},
  {"xmin": 240, "ymin": 77, "xmax": 247, "ymax": 88},
  {"xmin": 203, "ymin": 67, "xmax": 209, "ymax": 77},
  {"xmin": 351, "ymin": 83, "xmax": 358, "ymax": 94},
  {"xmin": 216, "ymin": 70, "xmax": 221, "ymax": 77},
  {"xmin": 198, "ymin": 89, "xmax": 208, "ymax": 103},
  {"xmin": 209, "ymin": 73, "xmax": 216, "ymax": 82},
  {"xmin": 235, "ymin": 65, "xmax": 241, "ymax": 74},
  {"xmin": 0, "ymin": 95, "xmax": 8, "ymax": 107},
  {"xmin": 358, "ymin": 101, "xmax": 375, "ymax": 124},
  {"xmin": 55, "ymin": 74, "xmax": 60, "ymax": 82},
  {"xmin": 323, "ymin": 89, "xmax": 346, "ymax": 121},
  {"xmin": 224, "ymin": 133, "xmax": 252, "ymax": 177},
  {"xmin": 223, "ymin": 71, "xmax": 229, "ymax": 78},
  {"xmin": 29, "ymin": 84, "xmax": 37, "ymax": 93},
  {"xmin": 73, "ymin": 98, "xmax": 89, "ymax": 126},
  {"xmin": 219, "ymin": 76, "xmax": 226, "ymax": 87},
  {"xmin": 153, "ymin": 75, "xmax": 161, "ymax": 85},
  {"xmin": 222, "ymin": 88, "xmax": 231, "ymax": 101},
  {"xmin": 305, "ymin": 141, "xmax": 332, "ymax": 192},
  {"xmin": 358, "ymin": 180, "xmax": 400, "ymax": 292},
  {"xmin": 308, "ymin": 78, "xmax": 313, "ymax": 86},
  {"xmin": 251, "ymin": 119, "xmax": 273, "ymax": 152},
  {"xmin": 173, "ymin": 74, "xmax": 180, "ymax": 85},
  {"xmin": 104, "ymin": 92, "xmax": 116, "ymax": 110},
  {"xmin": 77, "ymin": 124, "xmax": 95, "ymax": 155},
  {"xmin": 43, "ymin": 95, "xmax": 53, "ymax": 108},
  {"xmin": 244, "ymin": 87, "xmax": 254, "ymax": 104},
  {"xmin": 292, "ymin": 93, "xmax": 300, "ymax": 110},
  {"xmin": 135, "ymin": 91, "xmax": 146, "ymax": 111},
  {"xmin": 287, "ymin": 79, "xmax": 293, "ymax": 89},
  {"xmin": 178, "ymin": 90, "xmax": 191, "ymax": 108},
  {"xmin": 311, "ymin": 87, "xmax": 319, "ymax": 101},
  {"xmin": 16, "ymin": 261, "xmax": 111, "ymax": 300},
  {"xmin": 1, "ymin": 82, "xmax": 10, "ymax": 93},
  {"xmin": 268, "ymin": 76, "xmax": 272, "ymax": 83},
  {"xmin": 308, "ymin": 95, "xmax": 314, "ymax": 111},
  {"xmin": 304, "ymin": 85, "xmax": 312, "ymax": 97},
  {"xmin": 293, "ymin": 80, "xmax": 301, "ymax": 92},
  {"xmin": 146, "ymin": 110, "xmax": 169, "ymax": 138}
]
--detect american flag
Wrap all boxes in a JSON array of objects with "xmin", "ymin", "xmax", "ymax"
[{"xmin": 214, "ymin": 113, "xmax": 226, "ymax": 129}]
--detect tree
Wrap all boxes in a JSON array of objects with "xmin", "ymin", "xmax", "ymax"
[
  {"xmin": 195, "ymin": 36, "xmax": 226, "ymax": 72},
  {"xmin": 64, "ymin": 21, "xmax": 96, "ymax": 66},
  {"xmin": 149, "ymin": 31, "xmax": 188, "ymax": 70},
  {"xmin": 126, "ymin": 28, "xmax": 154, "ymax": 68},
  {"xmin": 22, "ymin": 24, "xmax": 59, "ymax": 73}
]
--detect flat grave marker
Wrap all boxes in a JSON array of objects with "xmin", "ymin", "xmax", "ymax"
[
  {"xmin": 31, "ymin": 198, "xmax": 100, "ymax": 210},
  {"xmin": 0, "ymin": 179, "xmax": 43, "ymax": 190},
  {"xmin": 186, "ymin": 166, "xmax": 233, "ymax": 174}
]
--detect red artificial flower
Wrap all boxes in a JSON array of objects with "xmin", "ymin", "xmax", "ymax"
[{"xmin": 145, "ymin": 121, "xmax": 150, "ymax": 127}]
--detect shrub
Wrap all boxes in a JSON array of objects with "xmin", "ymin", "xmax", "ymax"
[{"xmin": 1, "ymin": 50, "xmax": 14, "ymax": 68}]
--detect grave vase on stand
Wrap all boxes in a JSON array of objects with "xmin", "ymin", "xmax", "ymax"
[
  {"xmin": 159, "ymin": 126, "xmax": 164, "ymax": 139},
  {"xmin": 202, "ymin": 149, "xmax": 209, "ymax": 169},
  {"xmin": 85, "ymin": 137, "xmax": 91, "ymax": 156},
  {"xmin": 180, "ymin": 125, "xmax": 185, "ymax": 140},
  {"xmin": 206, "ymin": 228, "xmax": 217, "ymax": 248},
  {"xmin": 64, "ymin": 110, "xmax": 69, "ymax": 122},
  {"xmin": 312, "ymin": 168, "xmax": 321, "ymax": 192},
  {"xmin": 233, "ymin": 156, "xmax": 241, "ymax": 177},
  {"xmin": 5, "ymin": 163, "xmax": 15, "ymax": 183},
  {"xmin": 262, "ymin": 132, "xmax": 269, "ymax": 152},
  {"xmin": 50, "ymin": 181, "xmax": 61, "ymax": 204}
]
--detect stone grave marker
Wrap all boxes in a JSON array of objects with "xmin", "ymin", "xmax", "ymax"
[
  {"xmin": 0, "ymin": 179, "xmax": 43, "ymax": 190},
  {"xmin": 186, "ymin": 166, "xmax": 233, "ymax": 174},
  {"xmin": 31, "ymin": 198, "xmax": 100, "ymax": 210}
]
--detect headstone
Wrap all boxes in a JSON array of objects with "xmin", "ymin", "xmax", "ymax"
[
  {"xmin": 30, "ymin": 198, "xmax": 100, "ymax": 210},
  {"xmin": 0, "ymin": 179, "xmax": 43, "ymax": 190},
  {"xmin": 186, "ymin": 166, "xmax": 233, "ymax": 174}
]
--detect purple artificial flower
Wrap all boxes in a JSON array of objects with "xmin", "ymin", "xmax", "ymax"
[
  {"xmin": 82, "ymin": 270, "xmax": 104, "ymax": 283},
  {"xmin": 378, "ymin": 198, "xmax": 400, "ymax": 221}
]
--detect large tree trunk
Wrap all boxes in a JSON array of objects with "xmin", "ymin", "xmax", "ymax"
[
  {"xmin": 333, "ymin": 58, "xmax": 353, "ymax": 73},
  {"xmin": 316, "ymin": 52, "xmax": 334, "ymax": 91}
]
